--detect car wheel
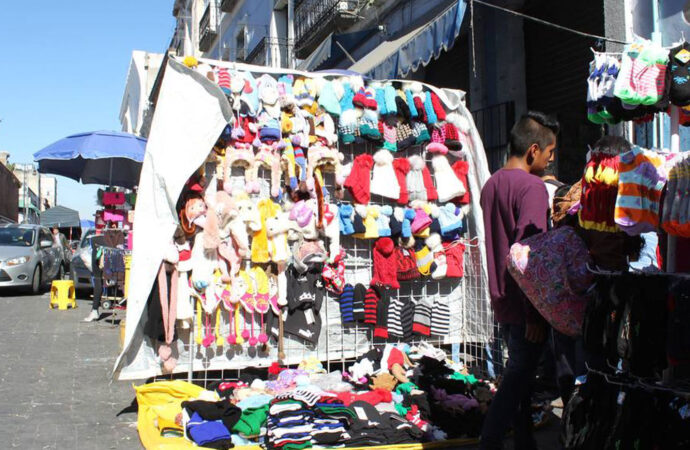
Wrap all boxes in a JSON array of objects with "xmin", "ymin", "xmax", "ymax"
[{"xmin": 30, "ymin": 266, "xmax": 41, "ymax": 295}]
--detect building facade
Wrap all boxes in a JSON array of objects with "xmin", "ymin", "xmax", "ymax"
[
  {"xmin": 120, "ymin": 51, "xmax": 164, "ymax": 136},
  {"xmin": 169, "ymin": 0, "xmax": 292, "ymax": 69}
]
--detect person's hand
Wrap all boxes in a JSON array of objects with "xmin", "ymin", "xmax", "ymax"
[{"xmin": 525, "ymin": 321, "xmax": 547, "ymax": 344}]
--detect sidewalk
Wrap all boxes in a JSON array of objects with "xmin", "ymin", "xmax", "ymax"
[{"xmin": 0, "ymin": 291, "xmax": 138, "ymax": 449}]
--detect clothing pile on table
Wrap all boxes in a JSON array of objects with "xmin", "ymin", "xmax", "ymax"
[
  {"xmin": 587, "ymin": 39, "xmax": 690, "ymax": 125},
  {"xmin": 142, "ymin": 343, "xmax": 496, "ymax": 449},
  {"xmin": 143, "ymin": 56, "xmax": 479, "ymax": 374}
]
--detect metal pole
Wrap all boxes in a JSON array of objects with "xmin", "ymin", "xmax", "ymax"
[
  {"xmin": 651, "ymin": 0, "xmax": 662, "ymax": 149},
  {"xmin": 22, "ymin": 166, "xmax": 27, "ymax": 223},
  {"xmin": 287, "ymin": 0, "xmax": 295, "ymax": 69}
]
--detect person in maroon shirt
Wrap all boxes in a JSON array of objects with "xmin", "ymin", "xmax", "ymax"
[{"xmin": 479, "ymin": 111, "xmax": 558, "ymax": 450}]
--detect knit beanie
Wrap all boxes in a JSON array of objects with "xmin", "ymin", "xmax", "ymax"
[
  {"xmin": 339, "ymin": 109, "xmax": 358, "ymax": 145},
  {"xmin": 318, "ymin": 80, "xmax": 342, "ymax": 117},
  {"xmin": 402, "ymin": 208, "xmax": 416, "ymax": 238},
  {"xmin": 344, "ymin": 153, "xmax": 374, "ymax": 204},
  {"xmin": 396, "ymin": 247, "xmax": 419, "ymax": 281},
  {"xmin": 414, "ymin": 96, "xmax": 427, "ymax": 123},
  {"xmin": 443, "ymin": 240, "xmax": 465, "ymax": 278},
  {"xmin": 421, "ymin": 162, "xmax": 438, "ymax": 202},
  {"xmin": 404, "ymin": 87, "xmax": 418, "ymax": 118},
  {"xmin": 430, "ymin": 297, "xmax": 450, "ymax": 337},
  {"xmin": 412, "ymin": 121, "xmax": 431, "ymax": 144},
  {"xmin": 240, "ymin": 72, "xmax": 260, "ymax": 117},
  {"xmin": 394, "ymin": 95, "xmax": 410, "ymax": 121},
  {"xmin": 430, "ymin": 150, "xmax": 465, "ymax": 203},
  {"xmin": 353, "ymin": 283, "xmax": 366, "ymax": 321},
  {"xmin": 339, "ymin": 284, "xmax": 355, "ymax": 324},
  {"xmin": 392, "ymin": 158, "xmax": 411, "ymax": 205},
  {"xmin": 359, "ymin": 109, "xmax": 382, "ymax": 140},
  {"xmin": 374, "ymin": 85, "xmax": 387, "ymax": 115},
  {"xmin": 579, "ymin": 150, "xmax": 620, "ymax": 232},
  {"xmin": 423, "ymin": 91, "xmax": 438, "ymax": 124},
  {"xmin": 438, "ymin": 203, "xmax": 463, "ymax": 235},
  {"xmin": 390, "ymin": 207, "xmax": 404, "ymax": 237},
  {"xmin": 406, "ymin": 155, "xmax": 427, "ymax": 202},
  {"xmin": 364, "ymin": 87, "xmax": 378, "ymax": 110},
  {"xmin": 373, "ymin": 287, "xmax": 390, "ymax": 339},
  {"xmin": 340, "ymin": 80, "xmax": 355, "ymax": 111},
  {"xmin": 370, "ymin": 150, "xmax": 400, "ymax": 200},
  {"xmin": 429, "ymin": 91, "xmax": 447, "ymax": 121},
  {"xmin": 401, "ymin": 298, "xmax": 415, "ymax": 340},
  {"xmin": 443, "ymin": 122, "xmax": 462, "ymax": 150},
  {"xmin": 383, "ymin": 83, "xmax": 398, "ymax": 116},
  {"xmin": 415, "ymin": 245, "xmax": 433, "ymax": 276},
  {"xmin": 363, "ymin": 206, "xmax": 380, "ymax": 239},
  {"xmin": 371, "ymin": 237, "xmax": 400, "ymax": 289},
  {"xmin": 377, "ymin": 205, "xmax": 393, "ymax": 237},
  {"xmin": 352, "ymin": 205, "xmax": 367, "ymax": 235},
  {"xmin": 412, "ymin": 297, "xmax": 432, "ymax": 336},
  {"xmin": 381, "ymin": 120, "xmax": 398, "ymax": 152},
  {"xmin": 339, "ymin": 204, "xmax": 355, "ymax": 235},
  {"xmin": 411, "ymin": 208, "xmax": 432, "ymax": 234},
  {"xmin": 451, "ymin": 160, "xmax": 471, "ymax": 205},
  {"xmin": 364, "ymin": 286, "xmax": 380, "ymax": 325},
  {"xmin": 396, "ymin": 122, "xmax": 416, "ymax": 150}
]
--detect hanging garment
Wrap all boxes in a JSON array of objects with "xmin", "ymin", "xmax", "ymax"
[
  {"xmin": 614, "ymin": 40, "xmax": 670, "ymax": 106},
  {"xmin": 668, "ymin": 41, "xmax": 690, "ymax": 107}
]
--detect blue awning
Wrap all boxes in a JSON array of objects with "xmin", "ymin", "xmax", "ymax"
[
  {"xmin": 298, "ymin": 28, "xmax": 377, "ymax": 71},
  {"xmin": 349, "ymin": 0, "xmax": 466, "ymax": 79}
]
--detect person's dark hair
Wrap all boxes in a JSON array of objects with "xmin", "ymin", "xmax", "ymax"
[
  {"xmin": 593, "ymin": 135, "xmax": 632, "ymax": 155},
  {"xmin": 509, "ymin": 111, "xmax": 560, "ymax": 157}
]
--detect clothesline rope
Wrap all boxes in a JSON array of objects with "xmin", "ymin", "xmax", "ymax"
[{"xmin": 470, "ymin": 0, "xmax": 629, "ymax": 46}]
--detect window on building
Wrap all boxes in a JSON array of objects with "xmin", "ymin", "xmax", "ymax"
[
  {"xmin": 235, "ymin": 27, "xmax": 246, "ymax": 62},
  {"xmin": 684, "ymin": 0, "xmax": 690, "ymax": 24}
]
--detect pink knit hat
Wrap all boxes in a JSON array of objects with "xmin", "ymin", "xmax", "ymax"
[{"xmin": 410, "ymin": 208, "xmax": 432, "ymax": 233}]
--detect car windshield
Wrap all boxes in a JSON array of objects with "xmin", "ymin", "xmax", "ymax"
[
  {"xmin": 0, "ymin": 228, "xmax": 35, "ymax": 247},
  {"xmin": 80, "ymin": 230, "xmax": 96, "ymax": 249}
]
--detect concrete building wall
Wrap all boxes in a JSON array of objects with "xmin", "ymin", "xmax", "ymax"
[
  {"xmin": 0, "ymin": 163, "xmax": 19, "ymax": 223},
  {"xmin": 119, "ymin": 51, "xmax": 164, "ymax": 136}
]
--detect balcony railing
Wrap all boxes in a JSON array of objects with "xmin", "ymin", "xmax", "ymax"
[
  {"xmin": 247, "ymin": 36, "xmax": 291, "ymax": 68},
  {"xmin": 198, "ymin": 3, "xmax": 217, "ymax": 53},
  {"xmin": 294, "ymin": 0, "xmax": 359, "ymax": 59}
]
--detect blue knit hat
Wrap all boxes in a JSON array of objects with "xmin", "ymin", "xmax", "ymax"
[{"xmin": 339, "ymin": 284, "xmax": 355, "ymax": 324}]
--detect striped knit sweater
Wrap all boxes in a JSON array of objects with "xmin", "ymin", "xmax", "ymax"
[{"xmin": 614, "ymin": 146, "xmax": 665, "ymax": 235}]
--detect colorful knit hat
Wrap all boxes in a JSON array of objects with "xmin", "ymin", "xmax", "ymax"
[
  {"xmin": 579, "ymin": 147, "xmax": 622, "ymax": 232},
  {"xmin": 371, "ymin": 237, "xmax": 400, "ymax": 289}
]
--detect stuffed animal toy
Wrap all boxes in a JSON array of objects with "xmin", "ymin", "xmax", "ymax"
[
  {"xmin": 265, "ymin": 211, "xmax": 291, "ymax": 264},
  {"xmin": 306, "ymin": 142, "xmax": 345, "ymax": 196}
]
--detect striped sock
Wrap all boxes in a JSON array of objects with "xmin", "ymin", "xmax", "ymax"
[
  {"xmin": 431, "ymin": 297, "xmax": 450, "ymax": 337},
  {"xmin": 387, "ymin": 297, "xmax": 404, "ymax": 338},
  {"xmin": 339, "ymin": 284, "xmax": 355, "ymax": 324},
  {"xmin": 364, "ymin": 287, "xmax": 379, "ymax": 325}
]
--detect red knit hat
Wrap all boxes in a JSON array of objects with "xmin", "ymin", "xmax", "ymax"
[
  {"xmin": 371, "ymin": 237, "xmax": 400, "ymax": 289},
  {"xmin": 430, "ymin": 92, "xmax": 446, "ymax": 121},
  {"xmin": 443, "ymin": 241, "xmax": 465, "ymax": 278},
  {"xmin": 443, "ymin": 123, "xmax": 462, "ymax": 150},
  {"xmin": 421, "ymin": 164, "xmax": 438, "ymax": 202},
  {"xmin": 393, "ymin": 158, "xmax": 411, "ymax": 205},
  {"xmin": 451, "ymin": 160, "xmax": 471, "ymax": 205},
  {"xmin": 413, "ymin": 96, "xmax": 427, "ymax": 123},
  {"xmin": 344, "ymin": 154, "xmax": 374, "ymax": 204}
]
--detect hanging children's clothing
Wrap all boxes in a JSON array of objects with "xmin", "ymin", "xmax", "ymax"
[{"xmin": 668, "ymin": 41, "xmax": 690, "ymax": 107}]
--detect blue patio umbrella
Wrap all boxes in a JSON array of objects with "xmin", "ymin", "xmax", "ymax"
[{"xmin": 33, "ymin": 130, "xmax": 147, "ymax": 189}]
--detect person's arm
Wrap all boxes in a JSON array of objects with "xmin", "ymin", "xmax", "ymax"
[{"xmin": 516, "ymin": 182, "xmax": 549, "ymax": 333}]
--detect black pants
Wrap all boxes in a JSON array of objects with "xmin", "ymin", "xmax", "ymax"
[{"xmin": 91, "ymin": 246, "xmax": 102, "ymax": 311}]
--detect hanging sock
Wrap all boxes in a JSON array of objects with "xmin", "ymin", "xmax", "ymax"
[
  {"xmin": 215, "ymin": 309, "xmax": 224, "ymax": 347},
  {"xmin": 195, "ymin": 298, "xmax": 203, "ymax": 346},
  {"xmin": 226, "ymin": 304, "xmax": 237, "ymax": 345},
  {"xmin": 202, "ymin": 313, "xmax": 215, "ymax": 348}
]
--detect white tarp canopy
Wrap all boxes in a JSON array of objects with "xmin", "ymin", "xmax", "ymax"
[{"xmin": 113, "ymin": 56, "xmax": 492, "ymax": 380}]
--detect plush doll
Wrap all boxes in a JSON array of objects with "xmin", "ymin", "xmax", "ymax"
[
  {"xmin": 173, "ymin": 226, "xmax": 194, "ymax": 328},
  {"xmin": 323, "ymin": 203, "xmax": 341, "ymax": 261},
  {"xmin": 180, "ymin": 194, "xmax": 207, "ymax": 237},
  {"xmin": 306, "ymin": 142, "xmax": 345, "ymax": 196},
  {"xmin": 265, "ymin": 211, "xmax": 291, "ymax": 264}
]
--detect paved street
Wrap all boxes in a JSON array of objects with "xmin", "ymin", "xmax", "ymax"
[
  {"xmin": 0, "ymin": 289, "xmax": 138, "ymax": 449},
  {"xmin": 0, "ymin": 289, "xmax": 561, "ymax": 449}
]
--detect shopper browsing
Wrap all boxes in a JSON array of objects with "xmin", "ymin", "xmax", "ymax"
[{"xmin": 479, "ymin": 111, "xmax": 558, "ymax": 449}]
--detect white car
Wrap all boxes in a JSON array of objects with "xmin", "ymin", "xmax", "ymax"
[{"xmin": 0, "ymin": 224, "xmax": 64, "ymax": 294}]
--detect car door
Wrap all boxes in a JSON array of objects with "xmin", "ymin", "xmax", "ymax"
[{"xmin": 37, "ymin": 228, "xmax": 58, "ymax": 281}]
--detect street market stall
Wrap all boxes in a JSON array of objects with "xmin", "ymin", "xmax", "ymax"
[{"xmin": 113, "ymin": 55, "xmax": 498, "ymax": 448}]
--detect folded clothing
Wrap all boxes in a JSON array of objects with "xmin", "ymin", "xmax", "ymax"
[
  {"xmin": 182, "ymin": 398, "xmax": 242, "ymax": 432},
  {"xmin": 186, "ymin": 412, "xmax": 234, "ymax": 449}
]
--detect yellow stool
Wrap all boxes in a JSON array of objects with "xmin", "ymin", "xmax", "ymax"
[{"xmin": 50, "ymin": 280, "xmax": 77, "ymax": 310}]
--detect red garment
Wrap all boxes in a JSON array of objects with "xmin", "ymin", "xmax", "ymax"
[
  {"xmin": 387, "ymin": 347, "xmax": 405, "ymax": 370},
  {"xmin": 363, "ymin": 287, "xmax": 379, "ymax": 325},
  {"xmin": 451, "ymin": 160, "xmax": 471, "ymax": 205},
  {"xmin": 421, "ymin": 165, "xmax": 438, "ymax": 202},
  {"xmin": 334, "ymin": 388, "xmax": 392, "ymax": 407},
  {"xmin": 393, "ymin": 158, "xmax": 411, "ymax": 205},
  {"xmin": 430, "ymin": 92, "xmax": 446, "ymax": 121},
  {"xmin": 443, "ymin": 241, "xmax": 466, "ymax": 278},
  {"xmin": 374, "ymin": 324, "xmax": 389, "ymax": 339},
  {"xmin": 344, "ymin": 154, "xmax": 374, "ymax": 204},
  {"xmin": 371, "ymin": 237, "xmax": 400, "ymax": 289}
]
